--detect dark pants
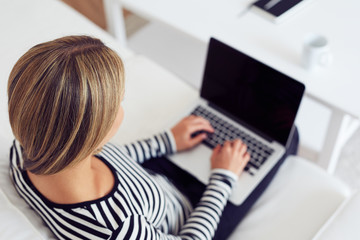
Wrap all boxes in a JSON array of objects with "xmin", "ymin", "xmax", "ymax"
[{"xmin": 142, "ymin": 128, "xmax": 299, "ymax": 239}]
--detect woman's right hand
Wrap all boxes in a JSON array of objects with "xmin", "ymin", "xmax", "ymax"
[{"xmin": 210, "ymin": 139, "xmax": 251, "ymax": 176}]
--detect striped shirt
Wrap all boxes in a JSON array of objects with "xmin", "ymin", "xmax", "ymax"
[{"xmin": 10, "ymin": 131, "xmax": 237, "ymax": 240}]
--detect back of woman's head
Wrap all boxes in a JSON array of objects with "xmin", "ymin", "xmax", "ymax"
[{"xmin": 8, "ymin": 35, "xmax": 125, "ymax": 175}]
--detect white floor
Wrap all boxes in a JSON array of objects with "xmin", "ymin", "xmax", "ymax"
[{"xmin": 124, "ymin": 15, "xmax": 360, "ymax": 190}]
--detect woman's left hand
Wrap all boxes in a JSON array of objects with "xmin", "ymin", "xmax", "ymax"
[{"xmin": 171, "ymin": 115, "xmax": 214, "ymax": 152}]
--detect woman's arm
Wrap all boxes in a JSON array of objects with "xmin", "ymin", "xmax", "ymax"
[
  {"xmin": 120, "ymin": 116, "xmax": 214, "ymax": 163},
  {"xmin": 120, "ymin": 130, "xmax": 176, "ymax": 163},
  {"xmin": 110, "ymin": 169, "xmax": 237, "ymax": 240},
  {"xmin": 178, "ymin": 169, "xmax": 237, "ymax": 239}
]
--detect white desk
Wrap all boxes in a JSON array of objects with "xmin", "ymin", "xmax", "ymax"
[{"xmin": 108, "ymin": 0, "xmax": 360, "ymax": 174}]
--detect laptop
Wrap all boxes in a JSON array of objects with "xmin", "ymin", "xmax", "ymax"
[{"xmin": 169, "ymin": 38, "xmax": 305, "ymax": 205}]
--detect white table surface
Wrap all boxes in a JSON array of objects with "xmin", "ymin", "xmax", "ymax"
[{"xmin": 122, "ymin": 0, "xmax": 360, "ymax": 117}]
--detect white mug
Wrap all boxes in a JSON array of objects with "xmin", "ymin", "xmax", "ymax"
[{"xmin": 302, "ymin": 33, "xmax": 332, "ymax": 70}]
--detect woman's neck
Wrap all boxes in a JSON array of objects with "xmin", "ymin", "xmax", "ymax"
[{"xmin": 27, "ymin": 155, "xmax": 115, "ymax": 204}]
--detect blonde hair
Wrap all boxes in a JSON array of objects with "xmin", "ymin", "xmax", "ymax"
[{"xmin": 8, "ymin": 36, "xmax": 125, "ymax": 175}]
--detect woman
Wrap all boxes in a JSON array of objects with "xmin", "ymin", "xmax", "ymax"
[{"xmin": 8, "ymin": 36, "xmax": 251, "ymax": 239}]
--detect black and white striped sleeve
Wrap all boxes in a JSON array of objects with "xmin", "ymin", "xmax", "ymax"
[
  {"xmin": 178, "ymin": 169, "xmax": 237, "ymax": 239},
  {"xmin": 111, "ymin": 170, "xmax": 237, "ymax": 240},
  {"xmin": 120, "ymin": 130, "xmax": 177, "ymax": 163}
]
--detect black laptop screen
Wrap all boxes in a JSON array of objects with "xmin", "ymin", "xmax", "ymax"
[{"xmin": 200, "ymin": 38, "xmax": 305, "ymax": 146}]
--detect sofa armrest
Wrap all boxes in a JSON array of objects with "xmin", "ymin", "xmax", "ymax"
[
  {"xmin": 229, "ymin": 156, "xmax": 351, "ymax": 240},
  {"xmin": 313, "ymin": 191, "xmax": 360, "ymax": 240}
]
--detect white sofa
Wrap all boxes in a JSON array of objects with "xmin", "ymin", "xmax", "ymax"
[{"xmin": 0, "ymin": 0, "xmax": 359, "ymax": 239}]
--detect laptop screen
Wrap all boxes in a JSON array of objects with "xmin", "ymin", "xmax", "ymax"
[{"xmin": 200, "ymin": 38, "xmax": 305, "ymax": 146}]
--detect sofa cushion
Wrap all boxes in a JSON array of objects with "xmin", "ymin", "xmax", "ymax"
[{"xmin": 0, "ymin": 186, "xmax": 44, "ymax": 239}]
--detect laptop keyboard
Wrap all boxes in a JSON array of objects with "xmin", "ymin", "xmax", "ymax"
[{"xmin": 191, "ymin": 105, "xmax": 274, "ymax": 176}]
